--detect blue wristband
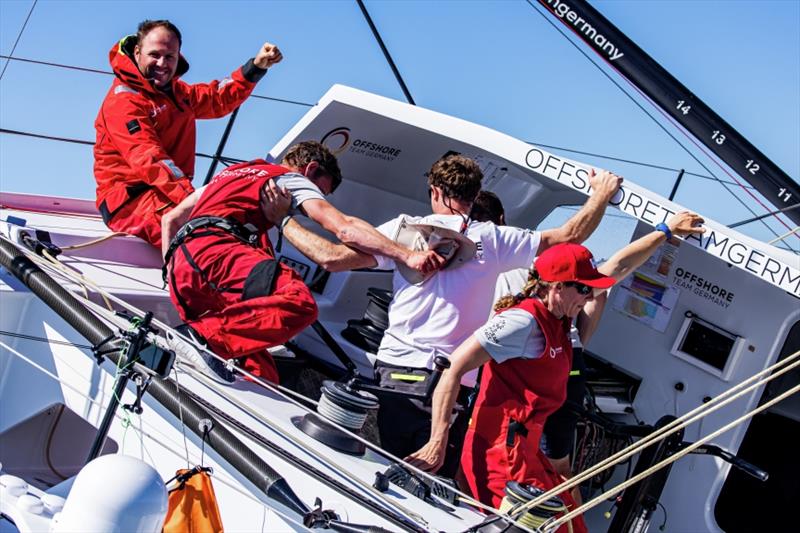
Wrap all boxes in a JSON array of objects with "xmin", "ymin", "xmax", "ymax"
[{"xmin": 655, "ymin": 222, "xmax": 673, "ymax": 240}]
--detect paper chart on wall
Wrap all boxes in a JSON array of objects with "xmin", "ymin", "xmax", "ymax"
[{"xmin": 612, "ymin": 225, "xmax": 681, "ymax": 332}]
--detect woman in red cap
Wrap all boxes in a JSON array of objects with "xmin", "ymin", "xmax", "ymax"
[{"xmin": 406, "ymin": 211, "xmax": 704, "ymax": 532}]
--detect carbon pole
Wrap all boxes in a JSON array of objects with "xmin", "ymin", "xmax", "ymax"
[
  {"xmin": 356, "ymin": 0, "xmax": 415, "ymax": 105},
  {"xmin": 204, "ymin": 107, "xmax": 240, "ymax": 185},
  {"xmin": 668, "ymin": 169, "xmax": 685, "ymax": 201},
  {"xmin": 729, "ymin": 203, "xmax": 800, "ymax": 229},
  {"xmin": 0, "ymin": 237, "xmax": 308, "ymax": 516},
  {"xmin": 536, "ymin": 0, "xmax": 800, "ymax": 228}
]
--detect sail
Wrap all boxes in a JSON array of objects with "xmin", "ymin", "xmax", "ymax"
[{"xmin": 538, "ymin": 0, "xmax": 800, "ymax": 228}]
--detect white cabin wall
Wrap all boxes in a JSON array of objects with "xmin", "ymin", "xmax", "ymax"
[{"xmin": 586, "ymin": 232, "xmax": 800, "ymax": 532}]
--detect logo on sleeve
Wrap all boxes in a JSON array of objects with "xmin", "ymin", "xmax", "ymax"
[{"xmin": 126, "ymin": 119, "xmax": 141, "ymax": 135}]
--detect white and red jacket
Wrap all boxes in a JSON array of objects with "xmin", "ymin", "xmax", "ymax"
[{"xmin": 93, "ymin": 35, "xmax": 265, "ymax": 223}]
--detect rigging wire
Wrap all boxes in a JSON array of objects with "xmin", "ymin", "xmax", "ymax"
[
  {"xmin": 0, "ymin": 54, "xmax": 314, "ymax": 107},
  {"xmin": 0, "ymin": 1, "xmax": 38, "ymax": 82},
  {"xmin": 0, "ymin": 127, "xmax": 245, "ymax": 164},
  {"xmin": 1, "ymin": 10, "xmax": 794, "ymax": 246},
  {"xmin": 0, "ymin": 330, "xmax": 92, "ymax": 350},
  {"xmin": 0, "ymin": 336, "xmax": 308, "ymax": 528},
  {"xmin": 525, "ymin": 0, "xmax": 793, "ymax": 246},
  {"xmin": 356, "ymin": 0, "xmax": 415, "ymax": 105},
  {"xmin": 0, "ymin": 127, "xmax": 748, "ymax": 201}
]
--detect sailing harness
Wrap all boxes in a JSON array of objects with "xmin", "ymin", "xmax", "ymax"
[{"xmin": 162, "ymin": 216, "xmax": 261, "ymax": 318}]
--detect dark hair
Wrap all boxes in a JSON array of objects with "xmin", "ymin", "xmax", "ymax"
[
  {"xmin": 470, "ymin": 190, "xmax": 505, "ymax": 224},
  {"xmin": 282, "ymin": 141, "xmax": 343, "ymax": 192},
  {"xmin": 494, "ymin": 268, "xmax": 551, "ymax": 312},
  {"xmin": 137, "ymin": 20, "xmax": 182, "ymax": 47},
  {"xmin": 427, "ymin": 154, "xmax": 482, "ymax": 203}
]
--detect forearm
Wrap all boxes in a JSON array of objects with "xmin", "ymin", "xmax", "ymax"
[
  {"xmin": 428, "ymin": 371, "xmax": 461, "ymax": 445},
  {"xmin": 430, "ymin": 337, "xmax": 491, "ymax": 443},
  {"xmin": 576, "ymin": 291, "xmax": 607, "ymax": 345},
  {"xmin": 283, "ymin": 218, "xmax": 377, "ymax": 272},
  {"xmin": 562, "ymin": 192, "xmax": 612, "ymax": 244},
  {"xmin": 336, "ymin": 216, "xmax": 411, "ymax": 264},
  {"xmin": 599, "ymin": 231, "xmax": 666, "ymax": 281}
]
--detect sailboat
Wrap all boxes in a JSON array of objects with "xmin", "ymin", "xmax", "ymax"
[{"xmin": 1, "ymin": 1, "xmax": 797, "ymax": 531}]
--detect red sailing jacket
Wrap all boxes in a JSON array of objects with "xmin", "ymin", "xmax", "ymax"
[
  {"xmin": 462, "ymin": 297, "xmax": 583, "ymax": 531},
  {"xmin": 93, "ymin": 36, "xmax": 262, "ymax": 223}
]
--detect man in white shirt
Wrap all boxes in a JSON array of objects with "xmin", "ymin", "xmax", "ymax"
[{"xmin": 262, "ymin": 153, "xmax": 622, "ymax": 465}]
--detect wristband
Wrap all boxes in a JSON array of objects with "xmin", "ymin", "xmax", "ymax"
[
  {"xmin": 279, "ymin": 214, "xmax": 294, "ymax": 231},
  {"xmin": 655, "ymin": 222, "xmax": 673, "ymax": 240}
]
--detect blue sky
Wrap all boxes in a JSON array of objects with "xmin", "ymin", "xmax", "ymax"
[{"xmin": 1, "ymin": 0, "xmax": 798, "ymax": 254}]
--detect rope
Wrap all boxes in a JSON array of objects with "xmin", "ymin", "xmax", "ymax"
[
  {"xmin": 527, "ymin": 141, "xmax": 753, "ymax": 189},
  {"xmin": 316, "ymin": 393, "xmax": 369, "ymax": 430},
  {"xmin": 0, "ymin": 127, "xmax": 244, "ymax": 162},
  {"xmin": 356, "ymin": 0, "xmax": 415, "ymax": 105},
  {"xmin": 511, "ymin": 346, "xmax": 800, "ymax": 519},
  {"xmin": 60, "ymin": 232, "xmax": 127, "ymax": 251},
  {"xmin": 172, "ymin": 365, "xmax": 192, "ymax": 470},
  {"xmin": 180, "ymin": 365, "xmax": 438, "ymax": 531},
  {"xmin": 41, "ymin": 249, "xmax": 113, "ymax": 311},
  {"xmin": 546, "ymin": 381, "xmax": 800, "ymax": 530}
]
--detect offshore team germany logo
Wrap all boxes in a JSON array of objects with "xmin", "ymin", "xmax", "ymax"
[
  {"xmin": 321, "ymin": 126, "xmax": 403, "ymax": 162},
  {"xmin": 321, "ymin": 127, "xmax": 351, "ymax": 155}
]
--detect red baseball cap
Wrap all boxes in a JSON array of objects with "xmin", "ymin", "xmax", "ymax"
[{"xmin": 534, "ymin": 243, "xmax": 616, "ymax": 289}]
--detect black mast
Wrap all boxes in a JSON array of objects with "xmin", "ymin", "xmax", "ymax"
[{"xmin": 537, "ymin": 0, "xmax": 800, "ymax": 227}]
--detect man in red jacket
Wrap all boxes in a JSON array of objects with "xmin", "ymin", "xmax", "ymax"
[
  {"xmin": 162, "ymin": 141, "xmax": 444, "ymax": 384},
  {"xmin": 94, "ymin": 19, "xmax": 282, "ymax": 247}
]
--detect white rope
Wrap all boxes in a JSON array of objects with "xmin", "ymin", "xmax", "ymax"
[
  {"xmin": 316, "ymin": 393, "xmax": 369, "ymax": 429},
  {"xmin": 172, "ymin": 365, "xmax": 192, "ymax": 469},
  {"xmin": 42, "ymin": 248, "xmax": 114, "ymax": 311},
  {"xmin": 546, "ymin": 381, "xmax": 800, "ymax": 530},
  {"xmin": 510, "ymin": 346, "xmax": 800, "ymax": 518},
  {"xmin": 59, "ymin": 231, "xmax": 127, "ymax": 250}
]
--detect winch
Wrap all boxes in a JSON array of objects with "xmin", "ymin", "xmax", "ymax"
[{"xmin": 294, "ymin": 380, "xmax": 379, "ymax": 455}]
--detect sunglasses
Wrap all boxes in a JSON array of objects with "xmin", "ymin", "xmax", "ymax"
[{"xmin": 563, "ymin": 281, "xmax": 593, "ymax": 296}]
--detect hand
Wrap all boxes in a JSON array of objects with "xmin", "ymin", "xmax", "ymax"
[
  {"xmin": 161, "ymin": 213, "xmax": 177, "ymax": 260},
  {"xmin": 405, "ymin": 439, "xmax": 447, "ymax": 473},
  {"xmin": 260, "ymin": 180, "xmax": 292, "ymax": 225},
  {"xmin": 254, "ymin": 42, "xmax": 283, "ymax": 69},
  {"xmin": 404, "ymin": 249, "xmax": 446, "ymax": 274},
  {"xmin": 666, "ymin": 211, "xmax": 705, "ymax": 238},
  {"xmin": 588, "ymin": 169, "xmax": 623, "ymax": 200}
]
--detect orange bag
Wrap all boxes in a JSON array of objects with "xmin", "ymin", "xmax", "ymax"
[{"xmin": 163, "ymin": 467, "xmax": 223, "ymax": 533}]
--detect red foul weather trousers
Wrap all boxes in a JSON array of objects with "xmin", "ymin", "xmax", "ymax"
[
  {"xmin": 461, "ymin": 428, "xmax": 587, "ymax": 533},
  {"xmin": 107, "ymin": 187, "xmax": 188, "ymax": 248},
  {"xmin": 168, "ymin": 233, "xmax": 317, "ymax": 383}
]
